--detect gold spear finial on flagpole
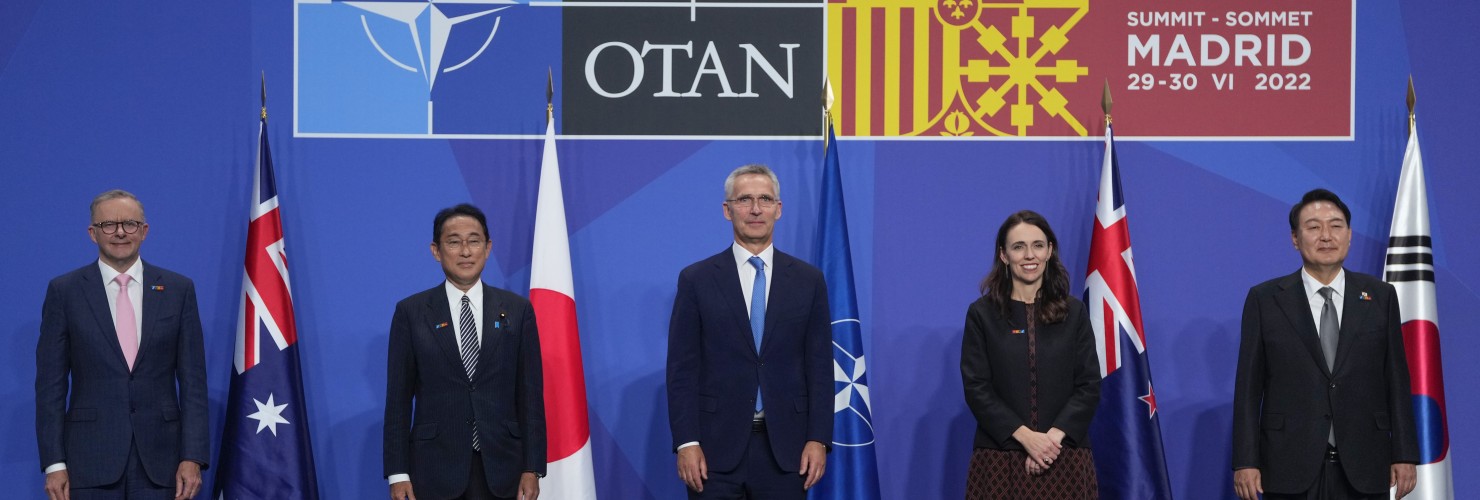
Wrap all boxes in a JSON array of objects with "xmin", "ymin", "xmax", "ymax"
[
  {"xmin": 546, "ymin": 67, "xmax": 555, "ymax": 125},
  {"xmin": 1101, "ymin": 79, "xmax": 1113, "ymax": 128},
  {"xmin": 1406, "ymin": 75, "xmax": 1416, "ymax": 135},
  {"xmin": 261, "ymin": 71, "xmax": 268, "ymax": 122},
  {"xmin": 822, "ymin": 78, "xmax": 834, "ymax": 149}
]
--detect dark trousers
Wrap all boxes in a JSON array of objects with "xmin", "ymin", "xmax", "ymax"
[
  {"xmin": 71, "ymin": 440, "xmax": 173, "ymax": 500},
  {"xmin": 457, "ymin": 450, "xmax": 513, "ymax": 500},
  {"xmin": 1265, "ymin": 448, "xmax": 1385, "ymax": 500},
  {"xmin": 690, "ymin": 422, "xmax": 805, "ymax": 500}
]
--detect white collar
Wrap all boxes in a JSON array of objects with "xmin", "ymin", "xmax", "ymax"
[
  {"xmin": 98, "ymin": 259, "xmax": 144, "ymax": 287},
  {"xmin": 731, "ymin": 242, "xmax": 774, "ymax": 270}
]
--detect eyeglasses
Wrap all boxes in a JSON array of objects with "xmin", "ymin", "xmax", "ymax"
[
  {"xmin": 92, "ymin": 220, "xmax": 145, "ymax": 235},
  {"xmin": 727, "ymin": 196, "xmax": 778, "ymax": 209},
  {"xmin": 440, "ymin": 238, "xmax": 487, "ymax": 251}
]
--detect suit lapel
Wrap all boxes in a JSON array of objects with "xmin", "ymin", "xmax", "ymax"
[
  {"xmin": 425, "ymin": 287, "xmax": 466, "ymax": 383},
  {"xmin": 134, "ymin": 264, "xmax": 163, "ymax": 369},
  {"xmin": 760, "ymin": 253, "xmax": 796, "ymax": 357},
  {"xmin": 80, "ymin": 266, "xmax": 129, "ymax": 371},
  {"xmin": 477, "ymin": 285, "xmax": 507, "ymax": 382},
  {"xmin": 1333, "ymin": 272, "xmax": 1368, "ymax": 375},
  {"xmin": 1273, "ymin": 271, "xmax": 1332, "ymax": 379},
  {"xmin": 711, "ymin": 250, "xmax": 759, "ymax": 357}
]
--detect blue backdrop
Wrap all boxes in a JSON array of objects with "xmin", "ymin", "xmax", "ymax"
[{"xmin": 2, "ymin": 1, "xmax": 1476, "ymax": 499}]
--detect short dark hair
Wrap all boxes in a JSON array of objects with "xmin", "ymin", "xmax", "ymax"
[
  {"xmin": 1288, "ymin": 189, "xmax": 1351, "ymax": 232},
  {"xmin": 980, "ymin": 210, "xmax": 1070, "ymax": 324},
  {"xmin": 432, "ymin": 203, "xmax": 490, "ymax": 244}
]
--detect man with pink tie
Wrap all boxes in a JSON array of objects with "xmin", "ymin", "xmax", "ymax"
[{"xmin": 36, "ymin": 190, "xmax": 210, "ymax": 500}]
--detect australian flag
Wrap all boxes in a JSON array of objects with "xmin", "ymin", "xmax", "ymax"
[
  {"xmin": 1084, "ymin": 123, "xmax": 1174, "ymax": 500},
  {"xmin": 211, "ymin": 102, "xmax": 320, "ymax": 499},
  {"xmin": 809, "ymin": 122, "xmax": 881, "ymax": 500}
]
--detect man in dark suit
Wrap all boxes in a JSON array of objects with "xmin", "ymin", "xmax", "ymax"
[
  {"xmin": 667, "ymin": 164, "xmax": 832, "ymax": 499},
  {"xmin": 1233, "ymin": 189, "xmax": 1419, "ymax": 500},
  {"xmin": 385, "ymin": 203, "xmax": 545, "ymax": 500},
  {"xmin": 37, "ymin": 189, "xmax": 209, "ymax": 500}
]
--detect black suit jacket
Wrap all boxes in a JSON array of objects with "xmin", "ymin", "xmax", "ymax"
[
  {"xmin": 1233, "ymin": 270, "xmax": 1419, "ymax": 494},
  {"xmin": 666, "ymin": 248, "xmax": 833, "ymax": 472},
  {"xmin": 35, "ymin": 261, "xmax": 210, "ymax": 487},
  {"xmin": 384, "ymin": 283, "xmax": 546, "ymax": 500},
  {"xmin": 960, "ymin": 296, "xmax": 1100, "ymax": 450}
]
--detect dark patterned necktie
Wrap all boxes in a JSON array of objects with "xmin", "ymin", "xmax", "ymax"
[{"xmin": 459, "ymin": 295, "xmax": 480, "ymax": 450}]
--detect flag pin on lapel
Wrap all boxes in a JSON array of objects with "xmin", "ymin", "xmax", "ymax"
[
  {"xmin": 1359, "ymin": 292, "xmax": 1372, "ymax": 301},
  {"xmin": 1010, "ymin": 329, "xmax": 1026, "ymax": 335},
  {"xmin": 150, "ymin": 285, "xmax": 165, "ymax": 291},
  {"xmin": 434, "ymin": 322, "xmax": 449, "ymax": 329}
]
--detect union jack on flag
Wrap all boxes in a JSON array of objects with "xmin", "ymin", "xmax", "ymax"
[
  {"xmin": 1084, "ymin": 123, "xmax": 1174, "ymax": 500},
  {"xmin": 212, "ymin": 101, "xmax": 320, "ymax": 499}
]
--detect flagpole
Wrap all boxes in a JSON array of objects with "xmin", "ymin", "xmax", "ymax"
[
  {"xmin": 1407, "ymin": 75, "xmax": 1415, "ymax": 131},
  {"xmin": 1101, "ymin": 79, "xmax": 1112, "ymax": 130},
  {"xmin": 822, "ymin": 79, "xmax": 834, "ymax": 150}
]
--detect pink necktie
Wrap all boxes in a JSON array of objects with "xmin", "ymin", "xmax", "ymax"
[{"xmin": 114, "ymin": 274, "xmax": 138, "ymax": 370}]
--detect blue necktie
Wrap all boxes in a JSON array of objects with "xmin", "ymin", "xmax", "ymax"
[{"xmin": 749, "ymin": 256, "xmax": 766, "ymax": 412}]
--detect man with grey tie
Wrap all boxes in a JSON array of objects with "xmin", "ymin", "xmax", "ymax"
[
  {"xmin": 384, "ymin": 204, "xmax": 545, "ymax": 500},
  {"xmin": 1232, "ymin": 189, "xmax": 1419, "ymax": 500}
]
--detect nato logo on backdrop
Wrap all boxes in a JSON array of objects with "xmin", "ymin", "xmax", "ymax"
[
  {"xmin": 296, "ymin": 0, "xmax": 822, "ymax": 137},
  {"xmin": 295, "ymin": 0, "xmax": 559, "ymax": 137}
]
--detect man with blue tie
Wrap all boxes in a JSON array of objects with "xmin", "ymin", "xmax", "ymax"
[
  {"xmin": 384, "ymin": 204, "xmax": 545, "ymax": 500},
  {"xmin": 667, "ymin": 164, "xmax": 832, "ymax": 499},
  {"xmin": 36, "ymin": 190, "xmax": 210, "ymax": 500}
]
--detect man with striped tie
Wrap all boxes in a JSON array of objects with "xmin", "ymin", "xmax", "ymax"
[{"xmin": 385, "ymin": 204, "xmax": 546, "ymax": 500}]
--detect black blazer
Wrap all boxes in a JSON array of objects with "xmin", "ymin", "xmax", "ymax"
[
  {"xmin": 1232, "ymin": 270, "xmax": 1419, "ymax": 494},
  {"xmin": 384, "ymin": 283, "xmax": 546, "ymax": 500},
  {"xmin": 666, "ymin": 248, "xmax": 833, "ymax": 473},
  {"xmin": 960, "ymin": 296, "xmax": 1100, "ymax": 450},
  {"xmin": 35, "ymin": 262, "xmax": 210, "ymax": 488}
]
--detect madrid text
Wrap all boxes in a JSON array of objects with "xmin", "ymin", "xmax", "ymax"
[{"xmin": 1124, "ymin": 10, "xmax": 1316, "ymax": 92}]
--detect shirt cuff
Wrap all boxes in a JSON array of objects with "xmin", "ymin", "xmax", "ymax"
[
  {"xmin": 677, "ymin": 441, "xmax": 700, "ymax": 450},
  {"xmin": 388, "ymin": 473, "xmax": 410, "ymax": 485},
  {"xmin": 45, "ymin": 463, "xmax": 67, "ymax": 474}
]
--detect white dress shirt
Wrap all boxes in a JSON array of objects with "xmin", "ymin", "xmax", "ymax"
[
  {"xmin": 388, "ymin": 279, "xmax": 485, "ymax": 485},
  {"xmin": 733, "ymin": 242, "xmax": 774, "ymax": 317},
  {"xmin": 46, "ymin": 260, "xmax": 146, "ymax": 475},
  {"xmin": 1301, "ymin": 267, "xmax": 1346, "ymax": 331}
]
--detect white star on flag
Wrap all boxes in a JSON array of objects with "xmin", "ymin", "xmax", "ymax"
[
  {"xmin": 246, "ymin": 393, "xmax": 291, "ymax": 436},
  {"xmin": 833, "ymin": 346, "xmax": 871, "ymax": 414}
]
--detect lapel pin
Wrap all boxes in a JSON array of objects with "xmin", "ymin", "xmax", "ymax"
[
  {"xmin": 496, "ymin": 312, "xmax": 507, "ymax": 330},
  {"xmin": 1009, "ymin": 329, "xmax": 1026, "ymax": 335},
  {"xmin": 1359, "ymin": 291, "xmax": 1372, "ymax": 301},
  {"xmin": 434, "ymin": 322, "xmax": 449, "ymax": 330},
  {"xmin": 150, "ymin": 285, "xmax": 165, "ymax": 291}
]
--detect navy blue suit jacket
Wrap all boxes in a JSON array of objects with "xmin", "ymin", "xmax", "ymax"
[
  {"xmin": 384, "ymin": 283, "xmax": 547, "ymax": 500},
  {"xmin": 666, "ymin": 248, "xmax": 833, "ymax": 472},
  {"xmin": 1233, "ymin": 270, "xmax": 1419, "ymax": 494},
  {"xmin": 35, "ymin": 261, "xmax": 210, "ymax": 488}
]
